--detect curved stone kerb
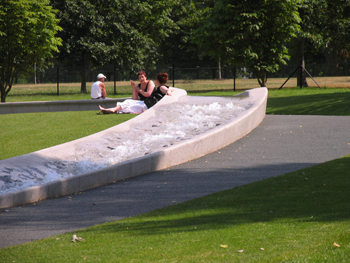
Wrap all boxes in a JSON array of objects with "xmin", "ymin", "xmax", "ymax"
[{"xmin": 0, "ymin": 87, "xmax": 267, "ymax": 208}]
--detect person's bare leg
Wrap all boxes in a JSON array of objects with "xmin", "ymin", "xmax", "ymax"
[{"xmin": 99, "ymin": 105, "xmax": 122, "ymax": 114}]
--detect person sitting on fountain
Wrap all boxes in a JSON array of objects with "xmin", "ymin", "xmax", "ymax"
[
  {"xmin": 99, "ymin": 71, "xmax": 173, "ymax": 114},
  {"xmin": 153, "ymin": 72, "xmax": 174, "ymax": 98}
]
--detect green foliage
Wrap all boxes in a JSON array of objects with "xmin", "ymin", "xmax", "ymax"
[
  {"xmin": 0, "ymin": 0, "xmax": 62, "ymax": 102},
  {"xmin": 158, "ymin": 0, "xmax": 216, "ymax": 67},
  {"xmin": 192, "ymin": 0, "xmax": 301, "ymax": 87},
  {"xmin": 51, "ymin": 0, "xmax": 177, "ymax": 74},
  {"xmin": 298, "ymin": 0, "xmax": 350, "ymax": 53}
]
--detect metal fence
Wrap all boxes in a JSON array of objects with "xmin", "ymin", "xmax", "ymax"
[{"xmin": 16, "ymin": 62, "xmax": 350, "ymax": 85}]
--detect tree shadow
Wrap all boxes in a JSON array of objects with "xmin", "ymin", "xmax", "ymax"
[
  {"xmin": 83, "ymin": 156, "xmax": 350, "ymax": 236},
  {"xmin": 267, "ymin": 92, "xmax": 350, "ymax": 115}
]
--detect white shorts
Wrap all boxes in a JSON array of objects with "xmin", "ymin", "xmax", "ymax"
[{"xmin": 117, "ymin": 99, "xmax": 147, "ymax": 114}]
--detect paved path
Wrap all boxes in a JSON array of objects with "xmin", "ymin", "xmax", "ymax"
[{"xmin": 1, "ymin": 115, "xmax": 349, "ymax": 248}]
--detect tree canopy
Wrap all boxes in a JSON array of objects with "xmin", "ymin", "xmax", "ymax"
[
  {"xmin": 192, "ymin": 0, "xmax": 301, "ymax": 87},
  {"xmin": 1, "ymin": 0, "xmax": 350, "ymax": 95},
  {"xmin": 51, "ymin": 0, "xmax": 177, "ymax": 92},
  {"xmin": 0, "ymin": 0, "xmax": 61, "ymax": 102}
]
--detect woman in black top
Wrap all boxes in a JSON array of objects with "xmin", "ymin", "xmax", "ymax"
[{"xmin": 144, "ymin": 73, "xmax": 174, "ymax": 109}]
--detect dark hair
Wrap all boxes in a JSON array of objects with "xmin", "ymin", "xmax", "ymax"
[
  {"xmin": 156, "ymin": 73, "xmax": 168, "ymax": 85},
  {"xmin": 137, "ymin": 70, "xmax": 147, "ymax": 78}
]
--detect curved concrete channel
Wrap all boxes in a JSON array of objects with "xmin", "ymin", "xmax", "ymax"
[{"xmin": 0, "ymin": 87, "xmax": 267, "ymax": 208}]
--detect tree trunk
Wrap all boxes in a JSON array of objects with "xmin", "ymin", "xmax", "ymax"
[
  {"xmin": 34, "ymin": 63, "xmax": 37, "ymax": 84},
  {"xmin": 0, "ymin": 85, "xmax": 9, "ymax": 103},
  {"xmin": 80, "ymin": 52, "xmax": 87, "ymax": 93},
  {"xmin": 296, "ymin": 38, "xmax": 308, "ymax": 87},
  {"xmin": 1, "ymin": 91, "xmax": 6, "ymax": 103},
  {"xmin": 256, "ymin": 71, "xmax": 267, "ymax": 87},
  {"xmin": 218, "ymin": 58, "xmax": 221, "ymax": 79}
]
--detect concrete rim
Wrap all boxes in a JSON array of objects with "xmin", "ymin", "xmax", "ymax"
[{"xmin": 0, "ymin": 88, "xmax": 267, "ymax": 208}]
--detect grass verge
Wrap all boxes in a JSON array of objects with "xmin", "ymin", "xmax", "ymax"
[
  {"xmin": 0, "ymin": 112, "xmax": 135, "ymax": 160},
  {"xmin": 1, "ymin": 155, "xmax": 350, "ymax": 262}
]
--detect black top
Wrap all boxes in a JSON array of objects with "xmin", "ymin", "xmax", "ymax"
[
  {"xmin": 143, "ymin": 85, "xmax": 168, "ymax": 109},
  {"xmin": 137, "ymin": 82, "xmax": 150, "ymax": 101},
  {"xmin": 153, "ymin": 85, "xmax": 168, "ymax": 100}
]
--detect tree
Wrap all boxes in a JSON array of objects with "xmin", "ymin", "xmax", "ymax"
[
  {"xmin": 294, "ymin": 0, "xmax": 350, "ymax": 86},
  {"xmin": 51, "ymin": 0, "xmax": 176, "ymax": 92},
  {"xmin": 192, "ymin": 0, "xmax": 301, "ymax": 87},
  {"xmin": 0, "ymin": 0, "xmax": 61, "ymax": 102},
  {"xmin": 158, "ymin": 0, "xmax": 218, "ymax": 70}
]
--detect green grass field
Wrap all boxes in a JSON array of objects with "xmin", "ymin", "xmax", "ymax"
[{"xmin": 1, "ymin": 78, "xmax": 350, "ymax": 262}]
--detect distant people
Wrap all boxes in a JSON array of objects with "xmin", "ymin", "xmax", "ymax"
[
  {"xmin": 91, "ymin": 73, "xmax": 107, "ymax": 99},
  {"xmin": 98, "ymin": 71, "xmax": 173, "ymax": 114},
  {"xmin": 142, "ymin": 73, "xmax": 173, "ymax": 108},
  {"xmin": 99, "ymin": 70, "xmax": 154, "ymax": 114}
]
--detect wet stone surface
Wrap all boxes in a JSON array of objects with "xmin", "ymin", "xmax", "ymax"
[{"xmin": 0, "ymin": 96, "xmax": 252, "ymax": 194}]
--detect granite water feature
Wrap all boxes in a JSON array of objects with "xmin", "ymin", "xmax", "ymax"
[{"xmin": 0, "ymin": 87, "xmax": 268, "ymax": 208}]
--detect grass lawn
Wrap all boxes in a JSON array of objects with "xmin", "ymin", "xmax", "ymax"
[
  {"xmin": 1, "ymin": 155, "xmax": 350, "ymax": 262},
  {"xmin": 0, "ymin": 112, "xmax": 135, "ymax": 160},
  {"xmin": 1, "ymin": 78, "xmax": 350, "ymax": 262}
]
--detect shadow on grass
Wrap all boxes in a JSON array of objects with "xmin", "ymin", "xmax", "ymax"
[
  {"xmin": 90, "ymin": 156, "xmax": 350, "ymax": 236},
  {"xmin": 267, "ymin": 92, "xmax": 350, "ymax": 116}
]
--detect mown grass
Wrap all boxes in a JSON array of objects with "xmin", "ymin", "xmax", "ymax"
[
  {"xmin": 0, "ymin": 112, "xmax": 135, "ymax": 160},
  {"xmin": 1, "ymin": 156, "xmax": 350, "ymax": 262},
  {"xmin": 1, "ymin": 77, "xmax": 350, "ymax": 262}
]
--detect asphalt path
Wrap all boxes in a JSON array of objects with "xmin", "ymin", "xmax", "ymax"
[{"xmin": 1, "ymin": 115, "xmax": 350, "ymax": 249}]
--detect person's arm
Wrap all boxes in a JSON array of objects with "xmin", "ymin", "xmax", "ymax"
[
  {"xmin": 160, "ymin": 85, "xmax": 173, "ymax": 96},
  {"xmin": 99, "ymin": 83, "xmax": 107, "ymax": 97},
  {"xmin": 131, "ymin": 81, "xmax": 139, "ymax": 100},
  {"xmin": 139, "ymin": 80, "xmax": 155, "ymax": 97}
]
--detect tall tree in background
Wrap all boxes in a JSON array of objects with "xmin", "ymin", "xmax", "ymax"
[
  {"xmin": 192, "ymin": 0, "xmax": 301, "ymax": 87},
  {"xmin": 51, "ymin": 0, "xmax": 176, "ymax": 93},
  {"xmin": 295, "ymin": 0, "xmax": 350, "ymax": 86},
  {"xmin": 158, "ymin": 0, "xmax": 218, "ymax": 73},
  {"xmin": 0, "ymin": 0, "xmax": 61, "ymax": 102}
]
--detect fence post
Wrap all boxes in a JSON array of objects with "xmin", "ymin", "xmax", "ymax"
[
  {"xmin": 57, "ymin": 67, "xmax": 59, "ymax": 96},
  {"xmin": 233, "ymin": 66, "xmax": 236, "ymax": 92},
  {"xmin": 196, "ymin": 66, "xmax": 200, "ymax": 79},
  {"xmin": 299, "ymin": 60, "xmax": 303, "ymax": 89},
  {"xmin": 169, "ymin": 67, "xmax": 172, "ymax": 80},
  {"xmin": 224, "ymin": 65, "xmax": 227, "ymax": 79},
  {"xmin": 114, "ymin": 68, "xmax": 119, "ymax": 94}
]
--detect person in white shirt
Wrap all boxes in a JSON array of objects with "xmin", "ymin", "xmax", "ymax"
[{"xmin": 91, "ymin": 73, "xmax": 107, "ymax": 99}]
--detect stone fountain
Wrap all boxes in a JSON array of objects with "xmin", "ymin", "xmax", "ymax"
[{"xmin": 0, "ymin": 87, "xmax": 267, "ymax": 208}]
